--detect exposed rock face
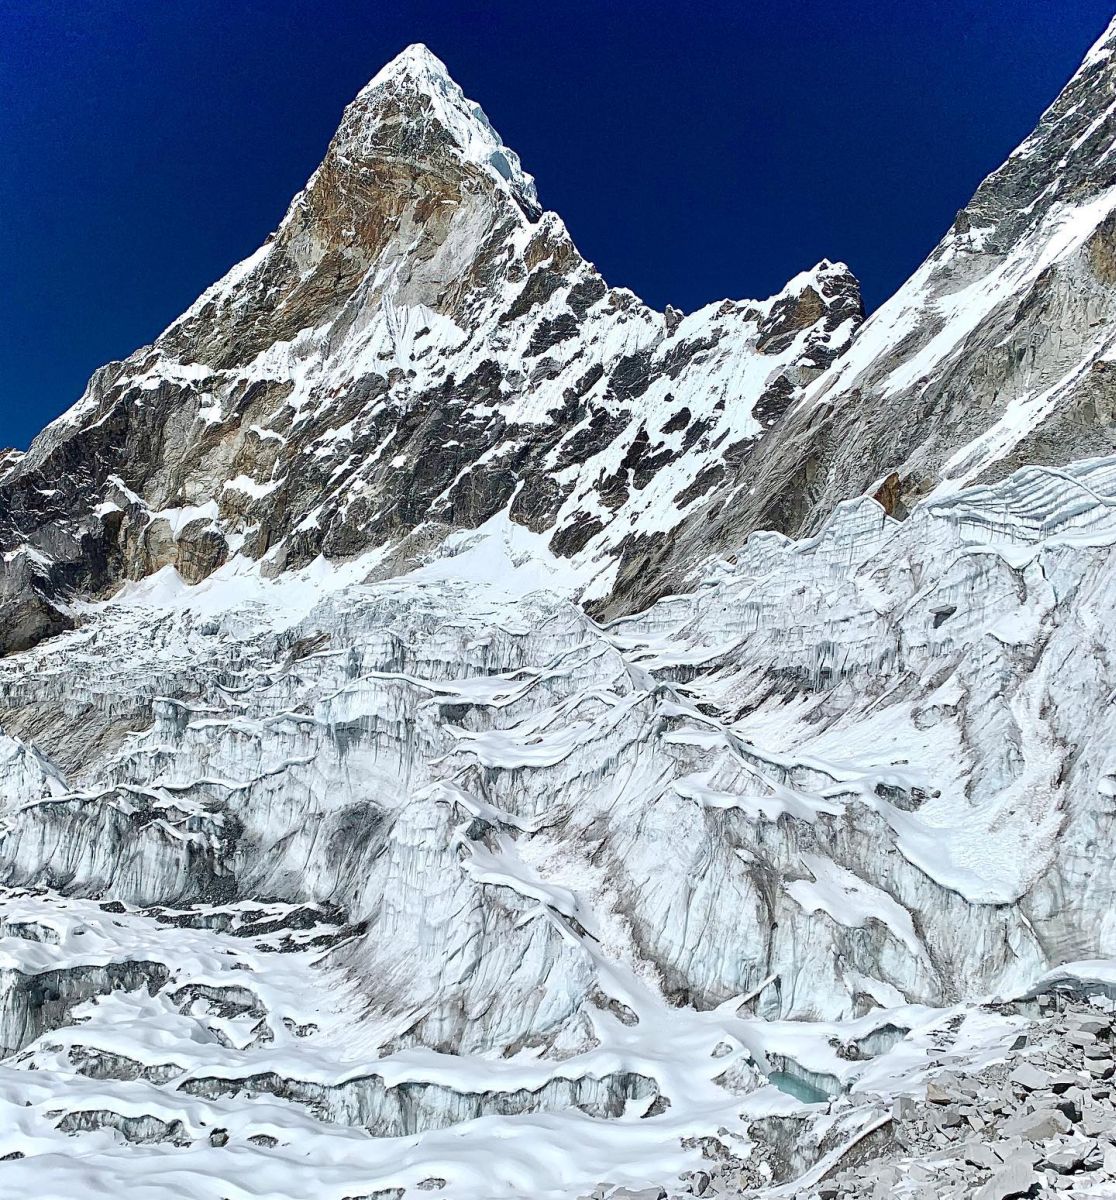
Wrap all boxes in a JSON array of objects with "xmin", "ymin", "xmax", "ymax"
[
  {"xmin": 631, "ymin": 18, "xmax": 1116, "ymax": 609},
  {"xmin": 3, "ymin": 18, "xmax": 1116, "ymax": 1200},
  {"xmin": 0, "ymin": 45, "xmax": 861, "ymax": 653}
]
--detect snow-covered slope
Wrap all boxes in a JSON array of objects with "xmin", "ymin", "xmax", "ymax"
[
  {"xmin": 0, "ymin": 44, "xmax": 859, "ymax": 653},
  {"xmin": 4, "ymin": 17, "xmax": 1116, "ymax": 1200},
  {"xmin": 624, "ymin": 15, "xmax": 1116, "ymax": 608}
]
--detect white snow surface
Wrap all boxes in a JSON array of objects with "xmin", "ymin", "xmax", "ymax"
[
  {"xmin": 2, "ymin": 452, "xmax": 1116, "ymax": 1197},
  {"xmin": 5, "ymin": 26, "xmax": 1116, "ymax": 1200}
]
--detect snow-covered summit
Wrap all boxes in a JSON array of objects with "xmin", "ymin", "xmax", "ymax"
[
  {"xmin": 0, "ymin": 43, "xmax": 863, "ymax": 653},
  {"xmin": 365, "ymin": 40, "xmax": 453, "ymax": 87},
  {"xmin": 4, "ymin": 19, "xmax": 1115, "ymax": 651},
  {"xmin": 347, "ymin": 42, "xmax": 540, "ymax": 215},
  {"xmin": 7, "ymin": 18, "xmax": 1116, "ymax": 646}
]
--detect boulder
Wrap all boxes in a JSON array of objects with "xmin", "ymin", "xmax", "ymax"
[
  {"xmin": 1001, "ymin": 1107, "xmax": 1072, "ymax": 1142},
  {"xmin": 973, "ymin": 1158, "xmax": 1041, "ymax": 1200},
  {"xmin": 1009, "ymin": 1064, "xmax": 1052, "ymax": 1092}
]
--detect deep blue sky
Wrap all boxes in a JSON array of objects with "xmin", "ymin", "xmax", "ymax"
[{"xmin": 2, "ymin": 1, "xmax": 1113, "ymax": 450}]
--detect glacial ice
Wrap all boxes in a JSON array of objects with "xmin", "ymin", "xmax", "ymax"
[{"xmin": 1, "ymin": 451, "xmax": 1115, "ymax": 1196}]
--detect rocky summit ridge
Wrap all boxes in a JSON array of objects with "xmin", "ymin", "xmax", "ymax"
[
  {"xmin": 3, "ymin": 17, "xmax": 1116, "ymax": 1200},
  {"xmin": 0, "ymin": 41, "xmax": 864, "ymax": 653}
]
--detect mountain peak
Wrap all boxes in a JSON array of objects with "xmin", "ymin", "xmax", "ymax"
[
  {"xmin": 365, "ymin": 42, "xmax": 454, "ymax": 91},
  {"xmin": 343, "ymin": 43, "xmax": 540, "ymax": 216}
]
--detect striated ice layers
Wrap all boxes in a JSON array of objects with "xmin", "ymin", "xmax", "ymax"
[{"xmin": 1, "ymin": 454, "xmax": 1115, "ymax": 1197}]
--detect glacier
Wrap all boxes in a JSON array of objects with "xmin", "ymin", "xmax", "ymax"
[
  {"xmin": 3, "ymin": 19, "xmax": 1116, "ymax": 1200},
  {"xmin": 1, "ymin": 453, "xmax": 1115, "ymax": 1197}
]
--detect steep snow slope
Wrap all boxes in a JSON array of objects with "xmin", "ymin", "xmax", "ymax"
[
  {"xmin": 3, "ymin": 17, "xmax": 1116, "ymax": 1200},
  {"xmin": 0, "ymin": 45, "xmax": 860, "ymax": 654}
]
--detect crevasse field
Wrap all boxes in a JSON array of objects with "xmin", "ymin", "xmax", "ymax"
[{"xmin": 3, "ymin": 24, "xmax": 1116, "ymax": 1200}]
